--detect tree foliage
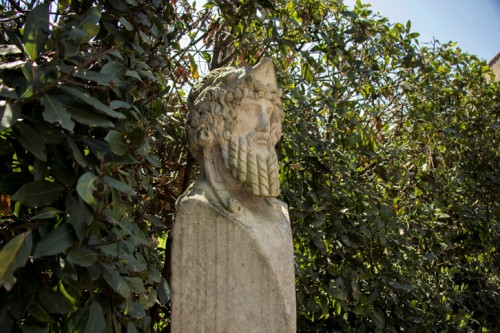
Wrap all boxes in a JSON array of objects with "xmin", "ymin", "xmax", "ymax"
[{"xmin": 0, "ymin": 0, "xmax": 498, "ymax": 332}]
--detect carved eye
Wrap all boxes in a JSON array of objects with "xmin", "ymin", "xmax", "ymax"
[{"xmin": 243, "ymin": 105, "xmax": 259, "ymax": 115}]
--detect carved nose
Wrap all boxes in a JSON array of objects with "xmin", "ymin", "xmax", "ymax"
[{"xmin": 256, "ymin": 109, "xmax": 270, "ymax": 133}]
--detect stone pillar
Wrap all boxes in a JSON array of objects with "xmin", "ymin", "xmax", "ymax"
[{"xmin": 171, "ymin": 59, "xmax": 296, "ymax": 332}]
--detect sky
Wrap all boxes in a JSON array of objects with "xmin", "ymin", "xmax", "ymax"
[{"xmin": 345, "ymin": 0, "xmax": 500, "ymax": 62}]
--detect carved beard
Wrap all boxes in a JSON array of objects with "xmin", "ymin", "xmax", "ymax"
[{"xmin": 220, "ymin": 134, "xmax": 280, "ymax": 197}]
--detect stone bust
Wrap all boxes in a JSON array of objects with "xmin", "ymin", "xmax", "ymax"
[
  {"xmin": 185, "ymin": 58, "xmax": 284, "ymax": 212},
  {"xmin": 171, "ymin": 59, "xmax": 295, "ymax": 333}
]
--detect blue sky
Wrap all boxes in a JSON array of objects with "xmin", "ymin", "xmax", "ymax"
[{"xmin": 345, "ymin": 0, "xmax": 500, "ymax": 62}]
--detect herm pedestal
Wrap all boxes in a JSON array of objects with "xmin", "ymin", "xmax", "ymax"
[{"xmin": 171, "ymin": 59, "xmax": 296, "ymax": 333}]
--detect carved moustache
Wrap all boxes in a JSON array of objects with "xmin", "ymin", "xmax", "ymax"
[{"xmin": 221, "ymin": 134, "xmax": 280, "ymax": 197}]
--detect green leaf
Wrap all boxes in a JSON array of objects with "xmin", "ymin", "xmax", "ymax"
[
  {"xmin": 67, "ymin": 137, "xmax": 89, "ymax": 168},
  {"xmin": 20, "ymin": 326, "xmax": 46, "ymax": 333},
  {"xmin": 41, "ymin": 95, "xmax": 75, "ymax": 131},
  {"xmin": 49, "ymin": 145, "xmax": 77, "ymax": 186},
  {"xmin": 23, "ymin": 4, "xmax": 50, "ymax": 60},
  {"xmin": 127, "ymin": 322, "xmax": 139, "ymax": 333},
  {"xmin": 101, "ymin": 264, "xmax": 131, "ymax": 299},
  {"xmin": 103, "ymin": 176, "xmax": 135, "ymax": 195},
  {"xmin": 85, "ymin": 301, "xmax": 105, "ymax": 333},
  {"xmin": 68, "ymin": 7, "xmax": 101, "ymax": 46},
  {"xmin": 58, "ymin": 0, "xmax": 71, "ymax": 12},
  {"xmin": 0, "ymin": 84, "xmax": 18, "ymax": 98},
  {"xmin": 124, "ymin": 276, "xmax": 146, "ymax": 294},
  {"xmin": 65, "ymin": 194, "xmax": 91, "ymax": 241},
  {"xmin": 353, "ymin": 305, "xmax": 370, "ymax": 315},
  {"xmin": 0, "ymin": 231, "xmax": 32, "ymax": 291},
  {"xmin": 127, "ymin": 301, "xmax": 145, "ymax": 319},
  {"xmin": 37, "ymin": 290, "xmax": 74, "ymax": 314},
  {"xmin": 330, "ymin": 287, "xmax": 348, "ymax": 301},
  {"xmin": 157, "ymin": 277, "xmax": 170, "ymax": 304},
  {"xmin": 11, "ymin": 181, "xmax": 64, "ymax": 207},
  {"xmin": 29, "ymin": 303, "xmax": 53, "ymax": 323},
  {"xmin": 0, "ymin": 100, "xmax": 20, "ymax": 130},
  {"xmin": 32, "ymin": 207, "xmax": 62, "ymax": 220},
  {"xmin": 76, "ymin": 172, "xmax": 98, "ymax": 205},
  {"xmin": 301, "ymin": 61, "xmax": 314, "ymax": 83},
  {"xmin": 67, "ymin": 246, "xmax": 98, "ymax": 267},
  {"xmin": 60, "ymin": 86, "xmax": 126, "ymax": 119},
  {"xmin": 370, "ymin": 309, "xmax": 385, "ymax": 329},
  {"xmin": 5, "ymin": 30, "xmax": 24, "ymax": 55},
  {"xmin": 109, "ymin": 100, "xmax": 131, "ymax": 110},
  {"xmin": 64, "ymin": 102, "xmax": 114, "ymax": 127},
  {"xmin": 125, "ymin": 70, "xmax": 142, "ymax": 82},
  {"xmin": 105, "ymin": 130, "xmax": 129, "ymax": 156},
  {"xmin": 0, "ymin": 173, "xmax": 31, "ymax": 196},
  {"xmin": 13, "ymin": 122, "xmax": 47, "ymax": 161},
  {"xmin": 119, "ymin": 17, "xmax": 133, "ymax": 31},
  {"xmin": 72, "ymin": 69, "xmax": 111, "ymax": 86},
  {"xmin": 33, "ymin": 224, "xmax": 74, "ymax": 258},
  {"xmin": 188, "ymin": 54, "xmax": 199, "ymax": 79},
  {"xmin": 100, "ymin": 62, "xmax": 126, "ymax": 86}
]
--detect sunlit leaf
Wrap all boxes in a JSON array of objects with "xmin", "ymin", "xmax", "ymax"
[
  {"xmin": 0, "ymin": 100, "xmax": 20, "ymax": 130},
  {"xmin": 76, "ymin": 172, "xmax": 98, "ymax": 205},
  {"xmin": 67, "ymin": 7, "xmax": 101, "ymax": 45},
  {"xmin": 22, "ymin": 4, "xmax": 49, "ymax": 60},
  {"xmin": 0, "ymin": 231, "xmax": 32, "ymax": 291}
]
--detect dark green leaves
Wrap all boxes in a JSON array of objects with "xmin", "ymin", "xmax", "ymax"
[
  {"xmin": 105, "ymin": 130, "xmax": 129, "ymax": 156},
  {"xmin": 60, "ymin": 86, "xmax": 126, "ymax": 119},
  {"xmin": 0, "ymin": 232, "xmax": 32, "ymax": 291},
  {"xmin": 63, "ymin": 7, "xmax": 102, "ymax": 57},
  {"xmin": 11, "ymin": 181, "xmax": 64, "ymax": 207},
  {"xmin": 41, "ymin": 95, "xmax": 75, "ymax": 131},
  {"xmin": 64, "ymin": 101, "xmax": 114, "ymax": 128},
  {"xmin": 103, "ymin": 176, "xmax": 135, "ymax": 195},
  {"xmin": 37, "ymin": 290, "xmax": 74, "ymax": 315},
  {"xmin": 100, "ymin": 62, "xmax": 127, "ymax": 86},
  {"xmin": 13, "ymin": 122, "xmax": 47, "ymax": 161},
  {"xmin": 101, "ymin": 264, "xmax": 131, "ymax": 299},
  {"xmin": 23, "ymin": 4, "xmax": 50, "ymax": 60},
  {"xmin": 65, "ymin": 194, "xmax": 92, "ymax": 242},
  {"xmin": 0, "ymin": 0, "xmax": 183, "ymax": 331},
  {"xmin": 33, "ymin": 224, "xmax": 74, "ymax": 258},
  {"xmin": 67, "ymin": 247, "xmax": 98, "ymax": 267},
  {"xmin": 85, "ymin": 301, "xmax": 105, "ymax": 333}
]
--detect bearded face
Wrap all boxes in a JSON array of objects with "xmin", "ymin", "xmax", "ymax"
[{"xmin": 220, "ymin": 96, "xmax": 281, "ymax": 197}]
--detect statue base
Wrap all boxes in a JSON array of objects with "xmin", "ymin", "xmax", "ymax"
[{"xmin": 171, "ymin": 186, "xmax": 296, "ymax": 333}]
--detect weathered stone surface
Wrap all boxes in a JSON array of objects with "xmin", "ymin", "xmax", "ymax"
[
  {"xmin": 171, "ymin": 59, "xmax": 296, "ymax": 332},
  {"xmin": 171, "ymin": 190, "xmax": 295, "ymax": 332}
]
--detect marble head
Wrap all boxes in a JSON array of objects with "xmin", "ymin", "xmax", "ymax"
[{"xmin": 187, "ymin": 59, "xmax": 284, "ymax": 198}]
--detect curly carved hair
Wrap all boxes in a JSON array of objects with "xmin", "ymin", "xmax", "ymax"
[{"xmin": 186, "ymin": 66, "xmax": 284, "ymax": 161}]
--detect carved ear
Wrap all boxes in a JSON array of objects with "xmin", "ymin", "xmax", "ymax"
[{"xmin": 250, "ymin": 58, "xmax": 277, "ymax": 87}]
